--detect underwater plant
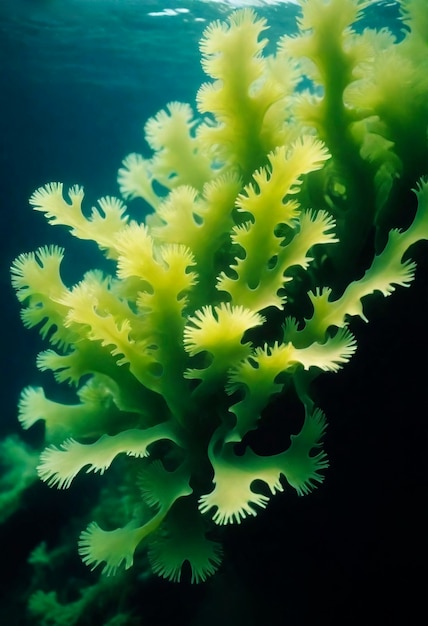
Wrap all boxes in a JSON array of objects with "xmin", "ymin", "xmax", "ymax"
[{"xmin": 11, "ymin": 0, "xmax": 428, "ymax": 585}]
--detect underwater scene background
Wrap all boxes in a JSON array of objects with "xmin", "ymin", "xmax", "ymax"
[{"xmin": 0, "ymin": 0, "xmax": 427, "ymax": 624}]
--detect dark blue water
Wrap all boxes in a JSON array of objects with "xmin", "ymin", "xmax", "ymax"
[{"xmin": 0, "ymin": 1, "xmax": 426, "ymax": 625}]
